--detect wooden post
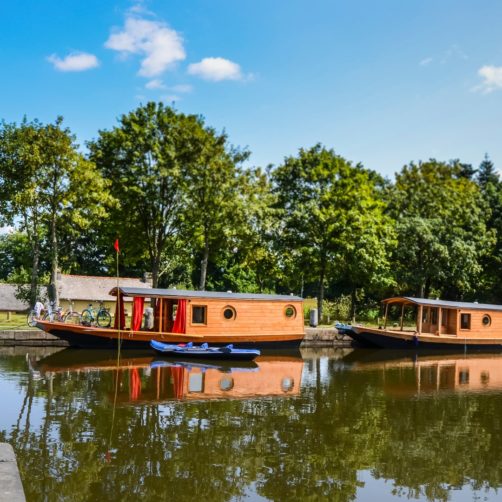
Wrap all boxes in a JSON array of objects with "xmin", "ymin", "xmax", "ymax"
[
  {"xmin": 158, "ymin": 299, "xmax": 164, "ymax": 333},
  {"xmin": 417, "ymin": 305, "xmax": 423, "ymax": 335},
  {"xmin": 383, "ymin": 303, "xmax": 389, "ymax": 329},
  {"xmin": 400, "ymin": 303, "xmax": 405, "ymax": 331},
  {"xmin": 437, "ymin": 307, "xmax": 442, "ymax": 336}
]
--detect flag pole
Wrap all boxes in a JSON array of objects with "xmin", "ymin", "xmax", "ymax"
[{"xmin": 114, "ymin": 239, "xmax": 121, "ymax": 353}]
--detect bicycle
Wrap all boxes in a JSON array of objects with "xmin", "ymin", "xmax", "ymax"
[
  {"xmin": 81, "ymin": 301, "xmax": 112, "ymax": 328},
  {"xmin": 63, "ymin": 301, "xmax": 82, "ymax": 325}
]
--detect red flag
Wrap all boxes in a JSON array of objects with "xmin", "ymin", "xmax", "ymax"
[{"xmin": 114, "ymin": 239, "xmax": 120, "ymax": 253}]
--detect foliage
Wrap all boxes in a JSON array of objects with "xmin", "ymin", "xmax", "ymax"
[{"xmin": 388, "ymin": 160, "xmax": 494, "ymax": 299}]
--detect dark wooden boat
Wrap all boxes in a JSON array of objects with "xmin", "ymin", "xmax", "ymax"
[
  {"xmin": 341, "ymin": 297, "xmax": 502, "ymax": 350},
  {"xmin": 150, "ymin": 340, "xmax": 261, "ymax": 360},
  {"xmin": 36, "ymin": 287, "xmax": 305, "ymax": 349}
]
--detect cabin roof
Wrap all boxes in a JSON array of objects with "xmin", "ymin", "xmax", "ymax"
[
  {"xmin": 110, "ymin": 286, "xmax": 302, "ymax": 302},
  {"xmin": 385, "ymin": 296, "xmax": 502, "ymax": 312}
]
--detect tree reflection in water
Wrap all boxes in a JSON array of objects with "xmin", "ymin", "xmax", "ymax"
[{"xmin": 0, "ymin": 347, "xmax": 501, "ymax": 501}]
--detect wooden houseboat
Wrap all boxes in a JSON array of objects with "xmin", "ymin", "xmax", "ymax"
[
  {"xmin": 341, "ymin": 297, "xmax": 502, "ymax": 350},
  {"xmin": 33, "ymin": 350, "xmax": 304, "ymax": 403},
  {"xmin": 36, "ymin": 287, "xmax": 305, "ymax": 349},
  {"xmin": 344, "ymin": 350, "xmax": 502, "ymax": 397}
]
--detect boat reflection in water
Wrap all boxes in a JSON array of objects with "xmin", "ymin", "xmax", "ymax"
[
  {"xmin": 34, "ymin": 349, "xmax": 303, "ymax": 403},
  {"xmin": 344, "ymin": 349, "xmax": 502, "ymax": 397}
]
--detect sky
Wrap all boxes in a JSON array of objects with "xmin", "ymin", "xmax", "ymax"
[{"xmin": 0, "ymin": 0, "xmax": 501, "ymax": 178}]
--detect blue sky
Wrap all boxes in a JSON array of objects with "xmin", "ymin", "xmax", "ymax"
[{"xmin": 1, "ymin": 0, "xmax": 501, "ymax": 177}]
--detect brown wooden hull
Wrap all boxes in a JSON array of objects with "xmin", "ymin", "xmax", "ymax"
[
  {"xmin": 348, "ymin": 326, "xmax": 502, "ymax": 350},
  {"xmin": 35, "ymin": 320, "xmax": 304, "ymax": 349}
]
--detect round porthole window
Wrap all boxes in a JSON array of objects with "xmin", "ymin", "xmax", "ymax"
[
  {"xmin": 223, "ymin": 306, "xmax": 236, "ymax": 320},
  {"xmin": 482, "ymin": 314, "xmax": 491, "ymax": 326},
  {"xmin": 219, "ymin": 376, "xmax": 234, "ymax": 391},
  {"xmin": 281, "ymin": 377, "xmax": 294, "ymax": 392},
  {"xmin": 285, "ymin": 305, "xmax": 296, "ymax": 318}
]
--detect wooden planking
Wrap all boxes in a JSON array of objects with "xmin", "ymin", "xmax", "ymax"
[{"xmin": 184, "ymin": 298, "xmax": 304, "ymax": 336}]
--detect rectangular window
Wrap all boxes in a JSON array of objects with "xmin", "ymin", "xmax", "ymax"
[
  {"xmin": 460, "ymin": 313, "xmax": 471, "ymax": 330},
  {"xmin": 192, "ymin": 305, "xmax": 207, "ymax": 325},
  {"xmin": 188, "ymin": 373, "xmax": 204, "ymax": 393}
]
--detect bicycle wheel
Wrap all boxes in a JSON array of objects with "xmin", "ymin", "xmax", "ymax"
[
  {"xmin": 81, "ymin": 309, "xmax": 93, "ymax": 326},
  {"xmin": 64, "ymin": 312, "xmax": 82, "ymax": 325},
  {"xmin": 42, "ymin": 311, "xmax": 52, "ymax": 322},
  {"xmin": 27, "ymin": 310, "xmax": 37, "ymax": 327},
  {"xmin": 96, "ymin": 310, "xmax": 112, "ymax": 328}
]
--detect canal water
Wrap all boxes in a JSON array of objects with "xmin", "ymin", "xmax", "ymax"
[{"xmin": 1, "ymin": 346, "xmax": 502, "ymax": 501}]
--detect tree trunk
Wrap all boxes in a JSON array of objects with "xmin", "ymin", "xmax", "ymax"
[
  {"xmin": 49, "ymin": 212, "xmax": 59, "ymax": 305},
  {"xmin": 351, "ymin": 287, "xmax": 357, "ymax": 322},
  {"xmin": 317, "ymin": 258, "xmax": 326, "ymax": 323},
  {"xmin": 29, "ymin": 221, "xmax": 40, "ymax": 307},
  {"xmin": 199, "ymin": 238, "xmax": 209, "ymax": 291},
  {"xmin": 151, "ymin": 256, "xmax": 160, "ymax": 289}
]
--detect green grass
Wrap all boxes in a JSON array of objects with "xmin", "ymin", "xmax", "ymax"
[{"xmin": 0, "ymin": 312, "xmax": 36, "ymax": 330}]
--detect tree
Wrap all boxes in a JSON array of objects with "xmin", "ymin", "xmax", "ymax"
[
  {"xmin": 272, "ymin": 144, "xmax": 392, "ymax": 320},
  {"xmin": 389, "ymin": 159, "xmax": 494, "ymax": 299},
  {"xmin": 476, "ymin": 155, "xmax": 502, "ymax": 301},
  {"xmin": 181, "ymin": 127, "xmax": 250, "ymax": 290},
  {"xmin": 90, "ymin": 103, "xmax": 206, "ymax": 288},
  {"xmin": 0, "ymin": 118, "xmax": 112, "ymax": 304}
]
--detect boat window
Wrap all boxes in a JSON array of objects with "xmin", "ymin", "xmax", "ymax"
[
  {"xmin": 285, "ymin": 305, "xmax": 296, "ymax": 319},
  {"xmin": 223, "ymin": 306, "xmax": 236, "ymax": 320},
  {"xmin": 219, "ymin": 376, "xmax": 234, "ymax": 391},
  {"xmin": 281, "ymin": 377, "xmax": 294, "ymax": 392},
  {"xmin": 482, "ymin": 314, "xmax": 491, "ymax": 327},
  {"xmin": 192, "ymin": 305, "xmax": 207, "ymax": 324},
  {"xmin": 459, "ymin": 369, "xmax": 469, "ymax": 385},
  {"xmin": 188, "ymin": 373, "xmax": 204, "ymax": 393},
  {"xmin": 460, "ymin": 313, "xmax": 471, "ymax": 330}
]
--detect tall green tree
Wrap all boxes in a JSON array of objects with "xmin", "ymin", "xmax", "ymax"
[
  {"xmin": 272, "ymin": 144, "xmax": 392, "ymax": 320},
  {"xmin": 89, "ymin": 102, "xmax": 208, "ymax": 288},
  {"xmin": 0, "ymin": 118, "xmax": 112, "ymax": 304},
  {"xmin": 181, "ymin": 127, "xmax": 250, "ymax": 290},
  {"xmin": 389, "ymin": 159, "xmax": 494, "ymax": 299},
  {"xmin": 476, "ymin": 155, "xmax": 502, "ymax": 301}
]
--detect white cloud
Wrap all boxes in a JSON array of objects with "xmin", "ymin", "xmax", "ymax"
[
  {"xmin": 171, "ymin": 84, "xmax": 192, "ymax": 93},
  {"xmin": 145, "ymin": 79, "xmax": 166, "ymax": 89},
  {"xmin": 105, "ymin": 16, "xmax": 185, "ymax": 77},
  {"xmin": 47, "ymin": 52, "xmax": 99, "ymax": 72},
  {"xmin": 188, "ymin": 57, "xmax": 243, "ymax": 82},
  {"xmin": 475, "ymin": 65, "xmax": 502, "ymax": 93},
  {"xmin": 419, "ymin": 57, "xmax": 433, "ymax": 66}
]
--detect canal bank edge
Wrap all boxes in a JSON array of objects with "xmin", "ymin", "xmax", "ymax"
[
  {"xmin": 0, "ymin": 328, "xmax": 352, "ymax": 348},
  {"xmin": 0, "ymin": 443, "xmax": 26, "ymax": 502}
]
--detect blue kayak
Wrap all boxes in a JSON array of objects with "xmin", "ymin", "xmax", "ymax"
[{"xmin": 150, "ymin": 340, "xmax": 261, "ymax": 361}]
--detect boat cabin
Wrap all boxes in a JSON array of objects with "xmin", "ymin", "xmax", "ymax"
[
  {"xmin": 109, "ymin": 287, "xmax": 305, "ymax": 338},
  {"xmin": 382, "ymin": 297, "xmax": 502, "ymax": 338}
]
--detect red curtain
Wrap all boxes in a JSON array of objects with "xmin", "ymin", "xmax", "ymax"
[
  {"xmin": 131, "ymin": 297, "xmax": 145, "ymax": 331},
  {"xmin": 172, "ymin": 299, "xmax": 187, "ymax": 333},
  {"xmin": 170, "ymin": 367, "xmax": 185, "ymax": 399},
  {"xmin": 129, "ymin": 368, "xmax": 142, "ymax": 401},
  {"xmin": 113, "ymin": 293, "xmax": 126, "ymax": 330}
]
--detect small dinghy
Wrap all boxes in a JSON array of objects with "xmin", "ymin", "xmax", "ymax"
[{"xmin": 150, "ymin": 340, "xmax": 261, "ymax": 361}]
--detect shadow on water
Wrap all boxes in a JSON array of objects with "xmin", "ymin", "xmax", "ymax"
[{"xmin": 1, "ymin": 347, "xmax": 502, "ymax": 500}]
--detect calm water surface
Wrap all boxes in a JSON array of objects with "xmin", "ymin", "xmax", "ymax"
[{"xmin": 1, "ymin": 346, "xmax": 502, "ymax": 501}]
